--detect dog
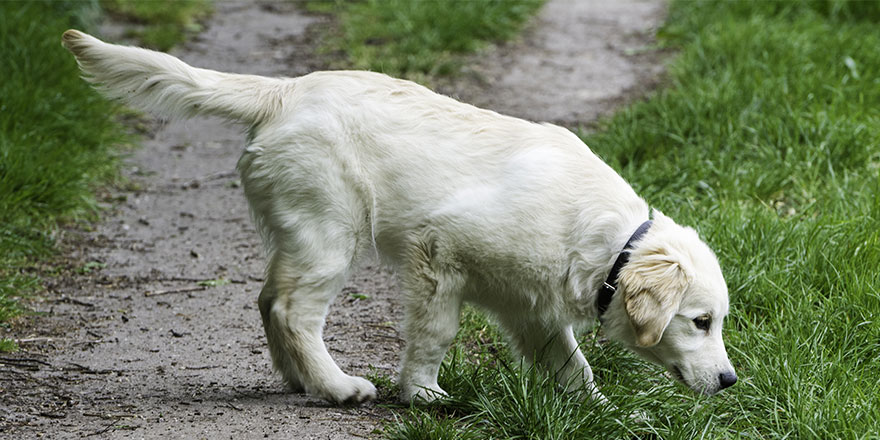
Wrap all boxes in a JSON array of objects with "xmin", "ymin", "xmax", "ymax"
[{"xmin": 62, "ymin": 30, "xmax": 736, "ymax": 405}]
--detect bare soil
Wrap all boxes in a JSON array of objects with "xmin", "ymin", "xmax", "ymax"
[
  {"xmin": 1, "ymin": 1, "xmax": 666, "ymax": 438},
  {"xmin": 440, "ymin": 0, "xmax": 668, "ymax": 127}
]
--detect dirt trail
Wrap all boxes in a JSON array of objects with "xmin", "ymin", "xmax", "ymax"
[
  {"xmin": 444, "ymin": 0, "xmax": 667, "ymax": 127},
  {"xmin": 1, "ymin": 1, "xmax": 666, "ymax": 438}
]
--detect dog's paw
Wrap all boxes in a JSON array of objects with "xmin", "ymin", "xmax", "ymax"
[
  {"xmin": 282, "ymin": 374, "xmax": 306, "ymax": 393},
  {"xmin": 401, "ymin": 383, "xmax": 448, "ymax": 404},
  {"xmin": 320, "ymin": 375, "xmax": 377, "ymax": 405},
  {"xmin": 626, "ymin": 409, "xmax": 651, "ymax": 423},
  {"xmin": 608, "ymin": 407, "xmax": 650, "ymax": 424}
]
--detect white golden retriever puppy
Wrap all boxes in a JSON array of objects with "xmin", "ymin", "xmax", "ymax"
[{"xmin": 62, "ymin": 30, "xmax": 736, "ymax": 405}]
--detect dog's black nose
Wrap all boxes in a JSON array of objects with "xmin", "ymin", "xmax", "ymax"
[{"xmin": 719, "ymin": 371, "xmax": 737, "ymax": 389}]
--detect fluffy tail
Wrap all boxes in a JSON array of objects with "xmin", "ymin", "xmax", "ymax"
[{"xmin": 61, "ymin": 29, "xmax": 286, "ymax": 124}]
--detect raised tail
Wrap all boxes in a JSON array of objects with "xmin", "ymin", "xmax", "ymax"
[{"xmin": 61, "ymin": 29, "xmax": 286, "ymax": 125}]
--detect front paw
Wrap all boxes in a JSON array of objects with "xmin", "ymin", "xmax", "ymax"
[
  {"xmin": 401, "ymin": 383, "xmax": 447, "ymax": 404},
  {"xmin": 626, "ymin": 408, "xmax": 651, "ymax": 423}
]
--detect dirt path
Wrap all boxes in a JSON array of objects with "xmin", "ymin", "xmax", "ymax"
[
  {"xmin": 1, "ymin": 1, "xmax": 666, "ymax": 438},
  {"xmin": 443, "ymin": 0, "xmax": 667, "ymax": 127}
]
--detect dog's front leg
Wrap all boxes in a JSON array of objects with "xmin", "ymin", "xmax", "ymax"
[
  {"xmin": 500, "ymin": 319, "xmax": 609, "ymax": 404},
  {"xmin": 550, "ymin": 326, "xmax": 609, "ymax": 404},
  {"xmin": 398, "ymin": 258, "xmax": 465, "ymax": 404}
]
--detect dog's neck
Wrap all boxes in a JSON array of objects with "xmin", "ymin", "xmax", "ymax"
[
  {"xmin": 563, "ymin": 204, "xmax": 651, "ymax": 321},
  {"xmin": 596, "ymin": 220, "xmax": 653, "ymax": 316}
]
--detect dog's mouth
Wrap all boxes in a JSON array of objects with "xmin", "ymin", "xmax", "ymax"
[
  {"xmin": 670, "ymin": 365, "xmax": 686, "ymax": 384},
  {"xmin": 668, "ymin": 365, "xmax": 723, "ymax": 395}
]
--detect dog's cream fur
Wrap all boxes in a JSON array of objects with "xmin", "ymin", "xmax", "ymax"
[{"xmin": 62, "ymin": 30, "xmax": 735, "ymax": 405}]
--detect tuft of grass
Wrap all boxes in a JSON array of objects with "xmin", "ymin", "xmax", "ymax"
[
  {"xmin": 0, "ymin": 1, "xmax": 133, "ymax": 324},
  {"xmin": 384, "ymin": 407, "xmax": 484, "ymax": 440},
  {"xmin": 310, "ymin": 0, "xmax": 544, "ymax": 80},
  {"xmin": 100, "ymin": 0, "xmax": 212, "ymax": 50},
  {"xmin": 0, "ymin": 0, "xmax": 210, "ymax": 328},
  {"xmin": 0, "ymin": 338, "xmax": 19, "ymax": 353},
  {"xmin": 366, "ymin": 366, "xmax": 401, "ymax": 402},
  {"xmin": 387, "ymin": 0, "xmax": 880, "ymax": 438}
]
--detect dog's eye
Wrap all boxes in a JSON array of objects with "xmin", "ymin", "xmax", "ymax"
[{"xmin": 693, "ymin": 316, "xmax": 711, "ymax": 331}]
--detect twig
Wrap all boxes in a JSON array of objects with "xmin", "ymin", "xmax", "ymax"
[
  {"xmin": 71, "ymin": 339, "xmax": 107, "ymax": 347},
  {"xmin": 52, "ymin": 295, "xmax": 95, "ymax": 307},
  {"xmin": 169, "ymin": 329, "xmax": 189, "ymax": 338},
  {"xmin": 162, "ymin": 276, "xmax": 245, "ymax": 284},
  {"xmin": 83, "ymin": 412, "xmax": 138, "ymax": 420},
  {"xmin": 38, "ymin": 412, "xmax": 66, "ymax": 419},
  {"xmin": 225, "ymin": 402, "xmax": 242, "ymax": 411},
  {"xmin": 181, "ymin": 365, "xmax": 219, "ymax": 370},
  {"xmin": 144, "ymin": 285, "xmax": 207, "ymax": 297},
  {"xmin": 181, "ymin": 170, "xmax": 238, "ymax": 189},
  {"xmin": 13, "ymin": 337, "xmax": 63, "ymax": 344},
  {"xmin": 63, "ymin": 362, "xmax": 120, "ymax": 375},
  {"xmin": 85, "ymin": 422, "xmax": 116, "ymax": 437},
  {"xmin": 0, "ymin": 356, "xmax": 52, "ymax": 367},
  {"xmin": 199, "ymin": 170, "xmax": 238, "ymax": 182}
]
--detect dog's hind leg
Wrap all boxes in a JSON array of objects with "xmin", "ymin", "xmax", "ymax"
[
  {"xmin": 257, "ymin": 244, "xmax": 375, "ymax": 404},
  {"xmin": 242, "ymin": 148, "xmax": 375, "ymax": 404},
  {"xmin": 258, "ymin": 276, "xmax": 304, "ymax": 392}
]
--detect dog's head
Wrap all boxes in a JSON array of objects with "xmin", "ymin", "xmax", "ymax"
[{"xmin": 604, "ymin": 211, "xmax": 736, "ymax": 395}]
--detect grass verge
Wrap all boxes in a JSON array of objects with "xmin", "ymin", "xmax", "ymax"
[
  {"xmin": 0, "ymin": 0, "xmax": 210, "ymax": 350},
  {"xmin": 0, "ymin": 0, "xmax": 127, "ymax": 345},
  {"xmin": 385, "ymin": 0, "xmax": 880, "ymax": 438},
  {"xmin": 309, "ymin": 0, "xmax": 544, "ymax": 80}
]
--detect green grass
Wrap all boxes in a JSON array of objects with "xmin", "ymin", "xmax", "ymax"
[
  {"xmin": 0, "ymin": 338, "xmax": 19, "ymax": 353},
  {"xmin": 310, "ymin": 0, "xmax": 544, "ymax": 80},
  {"xmin": 101, "ymin": 0, "xmax": 212, "ymax": 50},
  {"xmin": 0, "ymin": 1, "xmax": 211, "ymax": 339},
  {"xmin": 386, "ymin": 1, "xmax": 880, "ymax": 438},
  {"xmin": 0, "ymin": 0, "xmax": 130, "ymax": 328}
]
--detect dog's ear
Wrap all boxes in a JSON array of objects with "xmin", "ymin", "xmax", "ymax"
[{"xmin": 618, "ymin": 244, "xmax": 692, "ymax": 347}]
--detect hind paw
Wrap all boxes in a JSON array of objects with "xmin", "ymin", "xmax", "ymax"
[{"xmin": 320, "ymin": 375, "xmax": 377, "ymax": 405}]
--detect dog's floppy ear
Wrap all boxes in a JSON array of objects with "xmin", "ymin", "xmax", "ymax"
[{"xmin": 618, "ymin": 243, "xmax": 692, "ymax": 347}]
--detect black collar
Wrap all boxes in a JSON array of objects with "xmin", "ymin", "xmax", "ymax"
[{"xmin": 597, "ymin": 220, "xmax": 653, "ymax": 317}]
